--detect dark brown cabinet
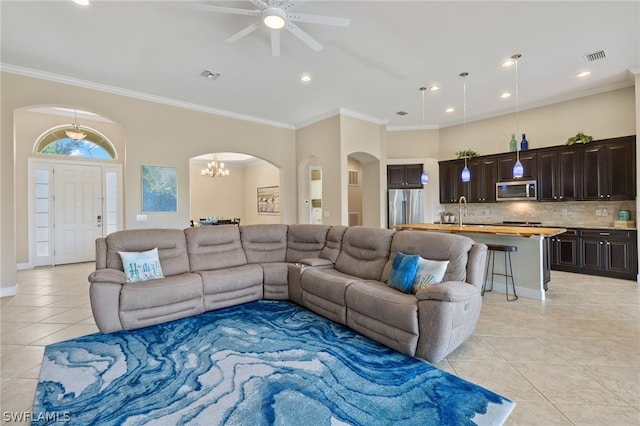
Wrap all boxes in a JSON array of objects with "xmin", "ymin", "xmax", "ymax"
[
  {"xmin": 467, "ymin": 157, "xmax": 497, "ymax": 203},
  {"xmin": 497, "ymin": 151, "xmax": 537, "ymax": 182},
  {"xmin": 581, "ymin": 136, "xmax": 635, "ymax": 201},
  {"xmin": 552, "ymin": 228, "xmax": 637, "ymax": 280},
  {"xmin": 537, "ymin": 147, "xmax": 581, "ymax": 201},
  {"xmin": 438, "ymin": 135, "xmax": 635, "ymax": 204},
  {"xmin": 549, "ymin": 229, "xmax": 580, "ymax": 272},
  {"xmin": 387, "ymin": 164, "xmax": 424, "ymax": 189},
  {"xmin": 580, "ymin": 229, "xmax": 637, "ymax": 280},
  {"xmin": 438, "ymin": 160, "xmax": 468, "ymax": 203}
]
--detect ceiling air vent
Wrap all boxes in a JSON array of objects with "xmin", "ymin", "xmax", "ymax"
[
  {"xmin": 396, "ymin": 111, "xmax": 408, "ymax": 116},
  {"xmin": 583, "ymin": 50, "xmax": 606, "ymax": 63},
  {"xmin": 200, "ymin": 70, "xmax": 221, "ymax": 80}
]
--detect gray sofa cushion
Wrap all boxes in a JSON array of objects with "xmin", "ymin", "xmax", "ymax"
[
  {"xmin": 185, "ymin": 225, "xmax": 247, "ymax": 271},
  {"xmin": 334, "ymin": 226, "xmax": 394, "ymax": 280},
  {"xmin": 105, "ymin": 229, "xmax": 190, "ymax": 277},
  {"xmin": 382, "ymin": 231, "xmax": 474, "ymax": 283},
  {"xmin": 241, "ymin": 224, "xmax": 288, "ymax": 263},
  {"xmin": 198, "ymin": 264, "xmax": 264, "ymax": 311},
  {"xmin": 286, "ymin": 224, "xmax": 330, "ymax": 262},
  {"xmin": 320, "ymin": 225, "xmax": 348, "ymax": 263}
]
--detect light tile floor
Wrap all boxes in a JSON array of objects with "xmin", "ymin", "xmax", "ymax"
[{"xmin": 1, "ymin": 263, "xmax": 639, "ymax": 425}]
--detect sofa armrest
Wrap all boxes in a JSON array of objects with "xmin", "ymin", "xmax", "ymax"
[
  {"xmin": 297, "ymin": 258, "xmax": 334, "ymax": 267},
  {"xmin": 88, "ymin": 268, "xmax": 127, "ymax": 285},
  {"xmin": 415, "ymin": 281, "xmax": 480, "ymax": 303}
]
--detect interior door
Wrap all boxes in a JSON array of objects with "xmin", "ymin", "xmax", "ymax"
[{"xmin": 53, "ymin": 164, "xmax": 103, "ymax": 264}]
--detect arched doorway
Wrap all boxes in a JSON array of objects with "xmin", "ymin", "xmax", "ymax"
[{"xmin": 189, "ymin": 152, "xmax": 281, "ymax": 226}]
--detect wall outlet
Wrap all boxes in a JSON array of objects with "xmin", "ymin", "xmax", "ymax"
[
  {"xmin": 602, "ymin": 208, "xmax": 608, "ymax": 216},
  {"xmin": 595, "ymin": 209, "xmax": 602, "ymax": 216},
  {"xmin": 136, "ymin": 214, "xmax": 147, "ymax": 221},
  {"xmin": 323, "ymin": 211, "xmax": 330, "ymax": 217}
]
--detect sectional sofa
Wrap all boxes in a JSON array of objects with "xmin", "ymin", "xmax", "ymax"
[{"xmin": 88, "ymin": 224, "xmax": 487, "ymax": 363}]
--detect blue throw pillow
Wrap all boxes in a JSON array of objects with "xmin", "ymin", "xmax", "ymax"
[{"xmin": 387, "ymin": 251, "xmax": 420, "ymax": 293}]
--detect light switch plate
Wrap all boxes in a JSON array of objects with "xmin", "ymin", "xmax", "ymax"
[{"xmin": 136, "ymin": 214, "xmax": 147, "ymax": 221}]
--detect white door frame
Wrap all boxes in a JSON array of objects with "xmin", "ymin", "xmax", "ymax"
[{"xmin": 27, "ymin": 158, "xmax": 123, "ymax": 268}]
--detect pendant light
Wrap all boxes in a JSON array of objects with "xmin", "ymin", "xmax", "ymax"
[
  {"xmin": 65, "ymin": 108, "xmax": 87, "ymax": 141},
  {"xmin": 511, "ymin": 54, "xmax": 524, "ymax": 179},
  {"xmin": 460, "ymin": 72, "xmax": 471, "ymax": 183},
  {"xmin": 419, "ymin": 87, "xmax": 429, "ymax": 184}
]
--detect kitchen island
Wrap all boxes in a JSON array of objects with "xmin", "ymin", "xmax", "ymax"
[{"xmin": 394, "ymin": 223, "xmax": 567, "ymax": 300}]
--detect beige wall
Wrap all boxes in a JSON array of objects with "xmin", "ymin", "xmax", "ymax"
[
  {"xmin": 439, "ymin": 86, "xmax": 636, "ymax": 160},
  {"xmin": 243, "ymin": 162, "xmax": 281, "ymax": 225},
  {"xmin": 295, "ymin": 116, "xmax": 341, "ymax": 224},
  {"xmin": 340, "ymin": 115, "xmax": 386, "ymax": 227}
]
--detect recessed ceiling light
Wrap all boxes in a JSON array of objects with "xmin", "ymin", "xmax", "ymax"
[
  {"xmin": 445, "ymin": 108, "xmax": 454, "ymax": 113},
  {"xmin": 501, "ymin": 92, "xmax": 512, "ymax": 99},
  {"xmin": 72, "ymin": 0, "xmax": 90, "ymax": 5},
  {"xmin": 300, "ymin": 74, "xmax": 312, "ymax": 83},
  {"xmin": 577, "ymin": 71, "xmax": 591, "ymax": 78}
]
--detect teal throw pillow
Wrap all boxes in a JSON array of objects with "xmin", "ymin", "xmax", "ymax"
[
  {"xmin": 412, "ymin": 257, "xmax": 449, "ymax": 293},
  {"xmin": 118, "ymin": 247, "xmax": 164, "ymax": 283},
  {"xmin": 387, "ymin": 251, "xmax": 420, "ymax": 293}
]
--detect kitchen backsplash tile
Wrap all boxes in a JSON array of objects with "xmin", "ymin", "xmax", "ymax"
[{"xmin": 439, "ymin": 200, "xmax": 637, "ymax": 228}]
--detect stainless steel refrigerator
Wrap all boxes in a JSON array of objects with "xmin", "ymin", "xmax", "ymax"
[{"xmin": 388, "ymin": 189, "xmax": 424, "ymax": 228}]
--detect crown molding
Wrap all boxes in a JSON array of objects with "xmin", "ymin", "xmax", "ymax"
[{"xmin": 0, "ymin": 64, "xmax": 295, "ymax": 130}]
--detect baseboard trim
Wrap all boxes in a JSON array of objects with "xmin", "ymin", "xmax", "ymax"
[
  {"xmin": 17, "ymin": 262, "xmax": 31, "ymax": 271},
  {"xmin": 0, "ymin": 284, "xmax": 18, "ymax": 298}
]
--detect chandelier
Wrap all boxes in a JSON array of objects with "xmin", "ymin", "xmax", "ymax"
[
  {"xmin": 65, "ymin": 108, "xmax": 86, "ymax": 140},
  {"xmin": 201, "ymin": 154, "xmax": 230, "ymax": 178}
]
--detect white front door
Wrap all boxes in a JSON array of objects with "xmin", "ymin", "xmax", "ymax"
[{"xmin": 53, "ymin": 164, "xmax": 103, "ymax": 264}]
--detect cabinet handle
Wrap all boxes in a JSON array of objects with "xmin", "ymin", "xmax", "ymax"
[{"xmin": 599, "ymin": 232, "xmax": 610, "ymax": 236}]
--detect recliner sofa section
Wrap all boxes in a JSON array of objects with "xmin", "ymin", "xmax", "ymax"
[{"xmin": 88, "ymin": 223, "xmax": 486, "ymax": 363}]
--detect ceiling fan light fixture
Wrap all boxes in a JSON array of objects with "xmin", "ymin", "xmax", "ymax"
[{"xmin": 263, "ymin": 7, "xmax": 286, "ymax": 30}]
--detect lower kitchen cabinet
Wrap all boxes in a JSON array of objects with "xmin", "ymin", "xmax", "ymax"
[
  {"xmin": 551, "ymin": 228, "xmax": 637, "ymax": 280},
  {"xmin": 549, "ymin": 229, "xmax": 580, "ymax": 272}
]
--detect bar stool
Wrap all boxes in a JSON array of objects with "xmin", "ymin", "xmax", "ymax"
[{"xmin": 482, "ymin": 244, "xmax": 518, "ymax": 301}]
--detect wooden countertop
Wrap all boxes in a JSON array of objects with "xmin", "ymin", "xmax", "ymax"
[{"xmin": 393, "ymin": 223, "xmax": 567, "ymax": 238}]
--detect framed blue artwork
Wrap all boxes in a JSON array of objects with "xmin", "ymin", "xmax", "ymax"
[{"xmin": 142, "ymin": 165, "xmax": 177, "ymax": 212}]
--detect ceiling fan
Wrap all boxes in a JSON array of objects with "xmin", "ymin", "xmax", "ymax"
[{"xmin": 196, "ymin": 1, "xmax": 350, "ymax": 56}]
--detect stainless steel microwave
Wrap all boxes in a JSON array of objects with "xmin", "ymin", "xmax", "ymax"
[{"xmin": 496, "ymin": 180, "xmax": 537, "ymax": 201}]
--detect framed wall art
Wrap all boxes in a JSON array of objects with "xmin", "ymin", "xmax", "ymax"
[
  {"xmin": 257, "ymin": 186, "xmax": 279, "ymax": 214},
  {"xmin": 142, "ymin": 165, "xmax": 177, "ymax": 212}
]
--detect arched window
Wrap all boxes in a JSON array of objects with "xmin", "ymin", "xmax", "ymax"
[{"xmin": 34, "ymin": 125, "xmax": 117, "ymax": 159}]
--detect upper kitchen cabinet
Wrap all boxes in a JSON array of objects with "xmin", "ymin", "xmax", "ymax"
[
  {"xmin": 497, "ymin": 151, "xmax": 537, "ymax": 182},
  {"xmin": 467, "ymin": 157, "xmax": 497, "ymax": 203},
  {"xmin": 387, "ymin": 164, "xmax": 424, "ymax": 189},
  {"xmin": 581, "ymin": 136, "xmax": 636, "ymax": 201},
  {"xmin": 537, "ymin": 146, "xmax": 581, "ymax": 201},
  {"xmin": 438, "ymin": 159, "xmax": 468, "ymax": 203}
]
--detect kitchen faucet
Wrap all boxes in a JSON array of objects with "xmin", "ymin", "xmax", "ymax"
[{"xmin": 458, "ymin": 195, "xmax": 467, "ymax": 228}]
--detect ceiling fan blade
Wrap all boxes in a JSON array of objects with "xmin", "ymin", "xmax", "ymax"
[
  {"xmin": 288, "ymin": 12, "xmax": 350, "ymax": 27},
  {"xmin": 279, "ymin": 1, "xmax": 311, "ymax": 12},
  {"xmin": 250, "ymin": 0, "xmax": 268, "ymax": 9},
  {"xmin": 195, "ymin": 4, "xmax": 260, "ymax": 17},
  {"xmin": 271, "ymin": 30, "xmax": 281, "ymax": 56},
  {"xmin": 226, "ymin": 23, "xmax": 261, "ymax": 43},
  {"xmin": 286, "ymin": 22, "xmax": 323, "ymax": 51}
]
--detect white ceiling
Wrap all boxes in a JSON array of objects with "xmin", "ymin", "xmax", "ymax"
[{"xmin": 2, "ymin": 1, "xmax": 639, "ymax": 130}]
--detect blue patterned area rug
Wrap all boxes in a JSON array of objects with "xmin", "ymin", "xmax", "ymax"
[{"xmin": 34, "ymin": 301, "xmax": 514, "ymax": 425}]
